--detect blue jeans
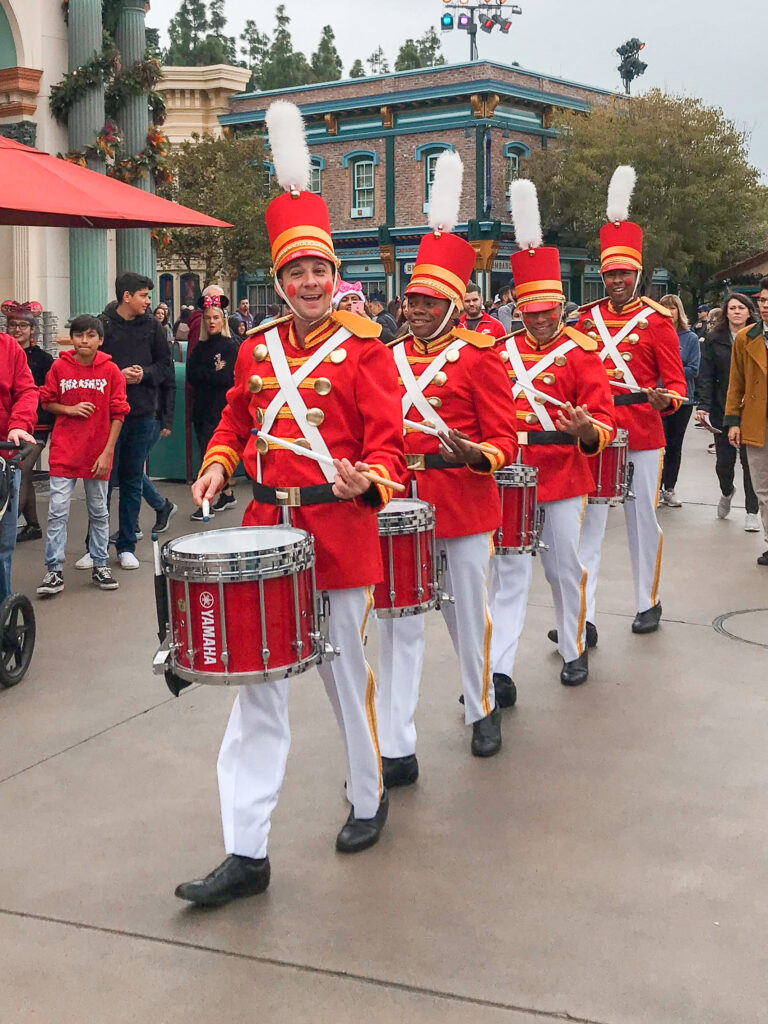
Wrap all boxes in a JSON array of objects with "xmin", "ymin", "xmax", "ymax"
[
  {"xmin": 109, "ymin": 415, "xmax": 156, "ymax": 554},
  {"xmin": 0, "ymin": 469, "xmax": 20, "ymax": 599},
  {"xmin": 141, "ymin": 419, "xmax": 166, "ymax": 513},
  {"xmin": 45, "ymin": 477, "xmax": 109, "ymax": 571}
]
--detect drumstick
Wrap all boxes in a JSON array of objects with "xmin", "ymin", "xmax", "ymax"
[
  {"xmin": 202, "ymin": 498, "xmax": 211, "ymax": 522},
  {"xmin": 514, "ymin": 381, "xmax": 613, "ymax": 433},
  {"xmin": 403, "ymin": 418, "xmax": 498, "ymax": 456},
  {"xmin": 251, "ymin": 429, "xmax": 405, "ymax": 493},
  {"xmin": 610, "ymin": 380, "xmax": 689, "ymax": 402}
]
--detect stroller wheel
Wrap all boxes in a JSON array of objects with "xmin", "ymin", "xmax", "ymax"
[{"xmin": 0, "ymin": 593, "xmax": 36, "ymax": 688}]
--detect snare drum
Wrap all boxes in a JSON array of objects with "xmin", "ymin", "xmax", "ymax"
[
  {"xmin": 587, "ymin": 428, "xmax": 629, "ymax": 505},
  {"xmin": 494, "ymin": 465, "xmax": 540, "ymax": 554},
  {"xmin": 374, "ymin": 498, "xmax": 437, "ymax": 617},
  {"xmin": 161, "ymin": 526, "xmax": 324, "ymax": 685}
]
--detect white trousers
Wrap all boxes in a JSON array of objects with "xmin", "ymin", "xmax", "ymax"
[
  {"xmin": 580, "ymin": 448, "xmax": 664, "ymax": 618},
  {"xmin": 217, "ymin": 587, "xmax": 381, "ymax": 860},
  {"xmin": 376, "ymin": 532, "xmax": 494, "ymax": 757},
  {"xmin": 489, "ymin": 496, "xmax": 588, "ymax": 672}
]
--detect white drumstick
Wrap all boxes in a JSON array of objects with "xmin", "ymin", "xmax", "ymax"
[
  {"xmin": 252, "ymin": 429, "xmax": 405, "ymax": 492},
  {"xmin": 403, "ymin": 418, "xmax": 496, "ymax": 455},
  {"xmin": 202, "ymin": 498, "xmax": 210, "ymax": 522},
  {"xmin": 610, "ymin": 379, "xmax": 689, "ymax": 402},
  {"xmin": 515, "ymin": 381, "xmax": 613, "ymax": 433}
]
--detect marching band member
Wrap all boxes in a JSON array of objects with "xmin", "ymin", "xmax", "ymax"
[
  {"xmin": 490, "ymin": 180, "xmax": 616, "ymax": 690},
  {"xmin": 570, "ymin": 167, "xmax": 686, "ymax": 640},
  {"xmin": 176, "ymin": 102, "xmax": 406, "ymax": 907},
  {"xmin": 375, "ymin": 152, "xmax": 518, "ymax": 784}
]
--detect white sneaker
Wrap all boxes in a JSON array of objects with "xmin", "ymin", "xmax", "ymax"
[
  {"xmin": 75, "ymin": 552, "xmax": 94, "ymax": 570},
  {"xmin": 717, "ymin": 490, "xmax": 735, "ymax": 519},
  {"xmin": 658, "ymin": 489, "xmax": 669, "ymax": 506},
  {"xmin": 118, "ymin": 551, "xmax": 140, "ymax": 570},
  {"xmin": 665, "ymin": 490, "xmax": 682, "ymax": 508},
  {"xmin": 745, "ymin": 513, "xmax": 761, "ymax": 532}
]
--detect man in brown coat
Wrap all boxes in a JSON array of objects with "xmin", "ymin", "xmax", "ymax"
[{"xmin": 724, "ymin": 276, "xmax": 768, "ymax": 565}]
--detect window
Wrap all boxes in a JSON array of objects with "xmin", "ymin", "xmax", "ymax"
[
  {"xmin": 425, "ymin": 152, "xmax": 440, "ymax": 208},
  {"xmin": 353, "ymin": 159, "xmax": 375, "ymax": 215},
  {"xmin": 582, "ymin": 280, "xmax": 603, "ymax": 304},
  {"xmin": 249, "ymin": 283, "xmax": 279, "ymax": 323},
  {"xmin": 506, "ymin": 151, "xmax": 521, "ymax": 186},
  {"xmin": 309, "ymin": 156, "xmax": 324, "ymax": 195},
  {"xmin": 504, "ymin": 143, "xmax": 531, "ymax": 211}
]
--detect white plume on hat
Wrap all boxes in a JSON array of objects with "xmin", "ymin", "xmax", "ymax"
[
  {"xmin": 509, "ymin": 179, "xmax": 543, "ymax": 250},
  {"xmin": 606, "ymin": 165, "xmax": 636, "ymax": 223},
  {"xmin": 428, "ymin": 150, "xmax": 463, "ymax": 234},
  {"xmin": 265, "ymin": 100, "xmax": 310, "ymax": 194}
]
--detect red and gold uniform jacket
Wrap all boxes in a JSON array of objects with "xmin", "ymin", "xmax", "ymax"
[
  {"xmin": 393, "ymin": 327, "xmax": 518, "ymax": 539},
  {"xmin": 576, "ymin": 297, "xmax": 686, "ymax": 451},
  {"xmin": 495, "ymin": 326, "xmax": 616, "ymax": 505},
  {"xmin": 200, "ymin": 311, "xmax": 406, "ymax": 591}
]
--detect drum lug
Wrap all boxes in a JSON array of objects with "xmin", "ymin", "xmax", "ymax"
[
  {"xmin": 434, "ymin": 551, "xmax": 453, "ymax": 607},
  {"xmin": 626, "ymin": 460, "xmax": 636, "ymax": 501},
  {"xmin": 533, "ymin": 507, "xmax": 548, "ymax": 553},
  {"xmin": 312, "ymin": 591, "xmax": 337, "ymax": 662}
]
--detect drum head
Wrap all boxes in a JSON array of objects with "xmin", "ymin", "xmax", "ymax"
[
  {"xmin": 167, "ymin": 526, "xmax": 308, "ymax": 557},
  {"xmin": 382, "ymin": 498, "xmax": 430, "ymax": 515}
]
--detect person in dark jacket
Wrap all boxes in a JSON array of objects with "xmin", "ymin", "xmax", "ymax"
[
  {"xmin": 368, "ymin": 294, "xmax": 398, "ymax": 343},
  {"xmin": 658, "ymin": 294, "xmax": 700, "ymax": 506},
  {"xmin": 96, "ymin": 273, "xmax": 173, "ymax": 569},
  {"xmin": 138, "ymin": 355, "xmax": 177, "ymax": 534},
  {"xmin": 696, "ymin": 292, "xmax": 761, "ymax": 530},
  {"xmin": 3, "ymin": 303, "xmax": 54, "ymax": 541},
  {"xmin": 185, "ymin": 299, "xmax": 238, "ymax": 521}
]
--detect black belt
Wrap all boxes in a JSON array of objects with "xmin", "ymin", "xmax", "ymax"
[
  {"xmin": 406, "ymin": 453, "xmax": 465, "ymax": 471},
  {"xmin": 519, "ymin": 430, "xmax": 577, "ymax": 446},
  {"xmin": 613, "ymin": 392, "xmax": 648, "ymax": 406},
  {"xmin": 251, "ymin": 480, "xmax": 340, "ymax": 507}
]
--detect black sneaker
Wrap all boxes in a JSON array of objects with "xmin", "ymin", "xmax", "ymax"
[
  {"xmin": 109, "ymin": 529, "xmax": 143, "ymax": 543},
  {"xmin": 17, "ymin": 523, "xmax": 43, "ymax": 542},
  {"xmin": 757, "ymin": 550, "xmax": 768, "ymax": 566},
  {"xmin": 212, "ymin": 492, "xmax": 237, "ymax": 513},
  {"xmin": 190, "ymin": 507, "xmax": 214, "ymax": 522},
  {"xmin": 37, "ymin": 570, "xmax": 64, "ymax": 595},
  {"xmin": 153, "ymin": 500, "xmax": 177, "ymax": 533},
  {"xmin": 92, "ymin": 566, "xmax": 119, "ymax": 590}
]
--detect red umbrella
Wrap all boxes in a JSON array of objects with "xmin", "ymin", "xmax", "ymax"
[{"xmin": 0, "ymin": 136, "xmax": 232, "ymax": 229}]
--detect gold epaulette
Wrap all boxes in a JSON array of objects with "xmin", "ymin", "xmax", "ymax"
[
  {"xmin": 577, "ymin": 297, "xmax": 606, "ymax": 313},
  {"xmin": 641, "ymin": 296, "xmax": 673, "ymax": 318},
  {"xmin": 332, "ymin": 309, "xmax": 382, "ymax": 338},
  {"xmin": 452, "ymin": 326, "xmax": 496, "ymax": 349},
  {"xmin": 563, "ymin": 325, "xmax": 598, "ymax": 351},
  {"xmin": 245, "ymin": 313, "xmax": 292, "ymax": 337}
]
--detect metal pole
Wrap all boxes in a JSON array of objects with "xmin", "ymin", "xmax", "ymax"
[{"xmin": 469, "ymin": 11, "xmax": 478, "ymax": 61}]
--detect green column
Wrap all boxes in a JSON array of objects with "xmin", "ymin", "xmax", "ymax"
[
  {"xmin": 68, "ymin": 0, "xmax": 108, "ymax": 317},
  {"xmin": 115, "ymin": 0, "xmax": 154, "ymax": 281}
]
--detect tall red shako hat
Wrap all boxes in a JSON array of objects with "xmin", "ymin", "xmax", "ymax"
[
  {"xmin": 264, "ymin": 101, "xmax": 340, "ymax": 277},
  {"xmin": 508, "ymin": 179, "xmax": 564, "ymax": 312},
  {"xmin": 599, "ymin": 165, "xmax": 642, "ymax": 274},
  {"xmin": 406, "ymin": 151, "xmax": 476, "ymax": 310}
]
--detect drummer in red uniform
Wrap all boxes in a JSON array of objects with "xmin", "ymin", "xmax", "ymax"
[
  {"xmin": 176, "ymin": 102, "xmax": 406, "ymax": 908},
  {"xmin": 571, "ymin": 167, "xmax": 686, "ymax": 640},
  {"xmin": 375, "ymin": 152, "xmax": 518, "ymax": 785},
  {"xmin": 490, "ymin": 180, "xmax": 616, "ymax": 691}
]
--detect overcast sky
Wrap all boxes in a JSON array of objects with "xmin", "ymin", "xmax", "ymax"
[{"xmin": 148, "ymin": 0, "xmax": 767, "ymax": 177}]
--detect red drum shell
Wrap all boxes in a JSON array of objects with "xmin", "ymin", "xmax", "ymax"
[
  {"xmin": 164, "ymin": 526, "xmax": 318, "ymax": 684},
  {"xmin": 374, "ymin": 498, "xmax": 437, "ymax": 617},
  {"xmin": 494, "ymin": 465, "xmax": 539, "ymax": 554},
  {"xmin": 587, "ymin": 428, "xmax": 629, "ymax": 505}
]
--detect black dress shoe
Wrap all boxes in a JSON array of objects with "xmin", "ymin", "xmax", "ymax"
[
  {"xmin": 471, "ymin": 706, "xmax": 501, "ymax": 757},
  {"xmin": 631, "ymin": 602, "xmax": 662, "ymax": 634},
  {"xmin": 382, "ymin": 755, "xmax": 419, "ymax": 788},
  {"xmin": 548, "ymin": 622, "xmax": 598, "ymax": 648},
  {"xmin": 493, "ymin": 673, "xmax": 517, "ymax": 708},
  {"xmin": 17, "ymin": 523, "xmax": 42, "ymax": 542},
  {"xmin": 757, "ymin": 550, "xmax": 768, "ymax": 566},
  {"xmin": 175, "ymin": 854, "xmax": 270, "ymax": 907},
  {"xmin": 560, "ymin": 651, "xmax": 589, "ymax": 686},
  {"xmin": 336, "ymin": 791, "xmax": 388, "ymax": 853}
]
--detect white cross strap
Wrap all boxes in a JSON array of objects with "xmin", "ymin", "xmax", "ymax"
[
  {"xmin": 394, "ymin": 339, "xmax": 466, "ymax": 435},
  {"xmin": 503, "ymin": 337, "xmax": 576, "ymax": 432},
  {"xmin": 591, "ymin": 305, "xmax": 655, "ymax": 391},
  {"xmin": 258, "ymin": 324, "xmax": 351, "ymax": 484}
]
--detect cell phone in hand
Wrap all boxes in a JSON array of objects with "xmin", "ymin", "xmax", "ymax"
[{"xmin": 349, "ymin": 300, "xmax": 365, "ymax": 315}]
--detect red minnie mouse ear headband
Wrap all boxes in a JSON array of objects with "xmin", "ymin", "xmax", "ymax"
[
  {"xmin": 2, "ymin": 300, "xmax": 42, "ymax": 318},
  {"xmin": 202, "ymin": 295, "xmax": 222, "ymax": 309}
]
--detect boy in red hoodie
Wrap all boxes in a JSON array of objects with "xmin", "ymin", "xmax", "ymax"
[{"xmin": 37, "ymin": 315, "xmax": 130, "ymax": 594}]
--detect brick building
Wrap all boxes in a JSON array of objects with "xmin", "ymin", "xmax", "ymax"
[{"xmin": 220, "ymin": 59, "xmax": 632, "ymax": 312}]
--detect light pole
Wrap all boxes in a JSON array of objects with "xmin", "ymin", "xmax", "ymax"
[{"xmin": 440, "ymin": 2, "xmax": 523, "ymax": 62}]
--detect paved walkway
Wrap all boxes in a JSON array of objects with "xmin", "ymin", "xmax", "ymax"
[{"xmin": 1, "ymin": 427, "xmax": 766, "ymax": 1024}]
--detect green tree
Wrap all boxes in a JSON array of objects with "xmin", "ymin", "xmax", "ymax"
[
  {"xmin": 166, "ymin": 0, "xmax": 208, "ymax": 64},
  {"xmin": 260, "ymin": 4, "xmax": 313, "ymax": 90},
  {"xmin": 157, "ymin": 134, "xmax": 271, "ymax": 282},
  {"xmin": 349, "ymin": 59, "xmax": 365, "ymax": 79},
  {"xmin": 524, "ymin": 90, "xmax": 767, "ymax": 307},
  {"xmin": 367, "ymin": 46, "xmax": 389, "ymax": 76},
  {"xmin": 240, "ymin": 19, "xmax": 270, "ymax": 90},
  {"xmin": 311, "ymin": 25, "xmax": 343, "ymax": 84},
  {"xmin": 208, "ymin": 0, "xmax": 237, "ymax": 64},
  {"xmin": 394, "ymin": 27, "xmax": 445, "ymax": 71}
]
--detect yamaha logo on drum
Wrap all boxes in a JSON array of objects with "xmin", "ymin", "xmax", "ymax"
[{"xmin": 199, "ymin": 591, "xmax": 218, "ymax": 665}]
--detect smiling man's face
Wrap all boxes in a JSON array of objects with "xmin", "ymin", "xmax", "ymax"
[{"xmin": 279, "ymin": 258, "xmax": 335, "ymax": 321}]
